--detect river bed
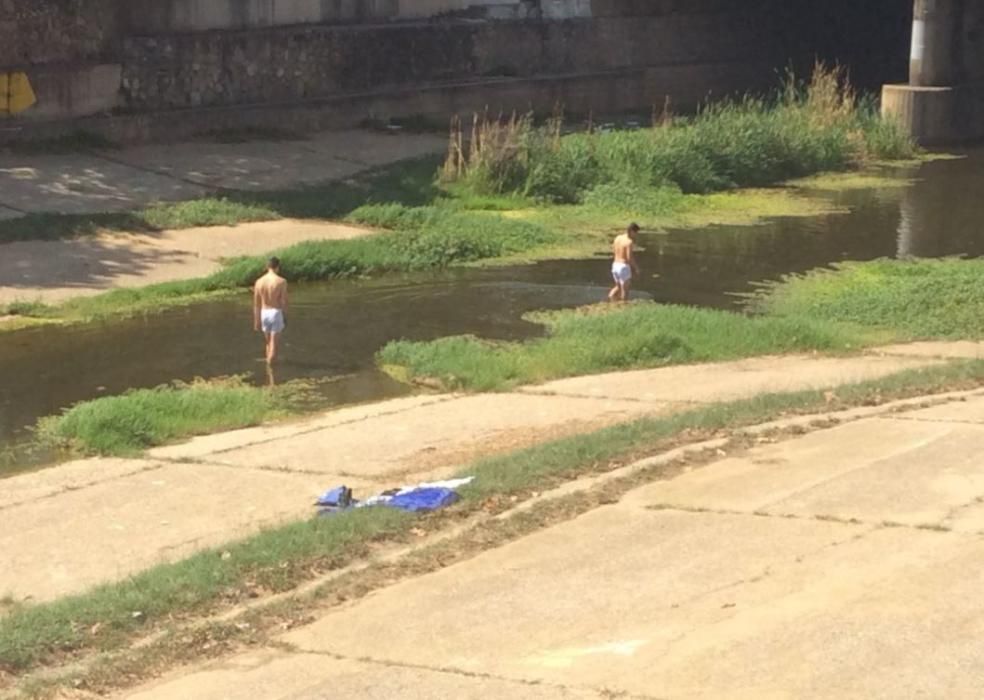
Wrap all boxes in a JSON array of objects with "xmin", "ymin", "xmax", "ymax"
[{"xmin": 2, "ymin": 150, "xmax": 982, "ymax": 470}]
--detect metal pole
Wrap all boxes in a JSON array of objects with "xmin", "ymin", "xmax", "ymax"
[{"xmin": 910, "ymin": 0, "xmax": 959, "ymax": 86}]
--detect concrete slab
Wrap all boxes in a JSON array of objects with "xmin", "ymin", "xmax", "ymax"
[
  {"xmin": 148, "ymin": 395, "xmax": 450, "ymax": 461},
  {"xmin": 0, "ymin": 219, "xmax": 371, "ymax": 305},
  {"xmin": 0, "ymin": 204, "xmax": 21, "ymax": 221},
  {"xmin": 527, "ymin": 355, "xmax": 935, "ymax": 404},
  {"xmin": 944, "ymin": 498, "xmax": 984, "ymax": 531},
  {"xmin": 211, "ymin": 393, "xmax": 669, "ymax": 479},
  {"xmin": 0, "ymin": 457, "xmax": 159, "ymax": 511},
  {"xmin": 302, "ymin": 130, "xmax": 446, "ymax": 167},
  {"xmin": 0, "ymin": 462, "xmax": 341, "ymax": 601},
  {"xmin": 0, "ymin": 154, "xmax": 207, "ymax": 214},
  {"xmin": 875, "ymin": 340, "xmax": 984, "ymax": 359},
  {"xmin": 106, "ymin": 141, "xmax": 367, "ymax": 191},
  {"xmin": 761, "ymin": 422, "xmax": 984, "ymax": 527},
  {"xmin": 281, "ymin": 507, "xmax": 863, "ymax": 688},
  {"xmin": 622, "ymin": 417, "xmax": 971, "ymax": 517},
  {"xmin": 126, "ymin": 649, "xmax": 602, "ymax": 700},
  {"xmin": 281, "ymin": 505, "xmax": 984, "ymax": 699}
]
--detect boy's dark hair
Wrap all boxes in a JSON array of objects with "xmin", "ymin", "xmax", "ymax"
[
  {"xmin": 627, "ymin": 223, "xmax": 640, "ymax": 234},
  {"xmin": 268, "ymin": 256, "xmax": 281, "ymax": 270}
]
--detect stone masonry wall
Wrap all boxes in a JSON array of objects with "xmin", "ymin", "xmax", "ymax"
[
  {"xmin": 120, "ymin": 12, "xmax": 787, "ymax": 111},
  {"xmin": 0, "ymin": 0, "xmax": 119, "ymax": 67}
]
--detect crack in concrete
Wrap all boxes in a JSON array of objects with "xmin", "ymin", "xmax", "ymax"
[
  {"xmin": 520, "ymin": 389, "xmax": 701, "ymax": 407},
  {"xmin": 87, "ymin": 149, "xmax": 228, "ymax": 194},
  {"xmin": 882, "ymin": 415, "xmax": 984, "ymax": 427},
  {"xmin": 183, "ymin": 394, "xmax": 459, "ymax": 458},
  {"xmin": 155, "ymin": 456, "xmax": 335, "ymax": 479},
  {"xmin": 0, "ymin": 198, "xmax": 27, "ymax": 214},
  {"xmin": 0, "ymin": 460, "xmax": 168, "ymax": 513},
  {"xmin": 938, "ymin": 494, "xmax": 984, "ymax": 527},
  {"xmin": 286, "ymin": 645, "xmax": 667, "ymax": 700},
  {"xmin": 644, "ymin": 502, "xmax": 960, "ymax": 535}
]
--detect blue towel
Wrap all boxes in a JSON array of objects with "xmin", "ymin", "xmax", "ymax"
[
  {"xmin": 384, "ymin": 487, "xmax": 459, "ymax": 513},
  {"xmin": 316, "ymin": 486, "xmax": 352, "ymax": 507}
]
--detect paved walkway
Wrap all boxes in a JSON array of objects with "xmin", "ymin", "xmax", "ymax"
[
  {"xmin": 0, "ymin": 349, "xmax": 956, "ymax": 603},
  {"xmin": 126, "ymin": 380, "xmax": 984, "ymax": 700},
  {"xmin": 0, "ymin": 129, "xmax": 445, "ymax": 306}
]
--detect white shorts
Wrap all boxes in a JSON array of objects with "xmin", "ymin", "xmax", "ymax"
[
  {"xmin": 612, "ymin": 262, "xmax": 632, "ymax": 284},
  {"xmin": 261, "ymin": 308, "xmax": 285, "ymax": 334}
]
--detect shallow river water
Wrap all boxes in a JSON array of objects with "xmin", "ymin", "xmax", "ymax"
[{"xmin": 1, "ymin": 150, "xmax": 982, "ymax": 465}]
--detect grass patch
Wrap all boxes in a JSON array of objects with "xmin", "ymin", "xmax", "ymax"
[
  {"xmin": 2, "ymin": 360, "xmax": 983, "ymax": 677},
  {"xmin": 213, "ymin": 211, "xmax": 558, "ymax": 284},
  {"xmin": 35, "ymin": 378, "xmax": 293, "ymax": 456},
  {"xmin": 378, "ymin": 302, "xmax": 859, "ymax": 391},
  {"xmin": 749, "ymin": 258, "xmax": 984, "ymax": 339},
  {"xmin": 787, "ymin": 172, "xmax": 917, "ymax": 191}
]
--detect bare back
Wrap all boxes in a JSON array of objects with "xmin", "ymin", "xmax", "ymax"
[
  {"xmin": 254, "ymin": 271, "xmax": 288, "ymax": 310},
  {"xmin": 613, "ymin": 234, "xmax": 634, "ymax": 264}
]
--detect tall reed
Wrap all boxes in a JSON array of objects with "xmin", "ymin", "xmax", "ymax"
[{"xmin": 443, "ymin": 63, "xmax": 917, "ymax": 203}]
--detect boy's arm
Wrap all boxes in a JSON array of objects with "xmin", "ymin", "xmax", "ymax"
[
  {"xmin": 629, "ymin": 244, "xmax": 640, "ymax": 274},
  {"xmin": 253, "ymin": 284, "xmax": 262, "ymax": 330}
]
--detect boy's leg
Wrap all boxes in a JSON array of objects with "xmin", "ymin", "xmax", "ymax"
[{"xmin": 268, "ymin": 332, "xmax": 281, "ymax": 363}]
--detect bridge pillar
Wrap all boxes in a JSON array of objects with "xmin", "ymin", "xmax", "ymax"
[
  {"xmin": 909, "ymin": 0, "xmax": 958, "ymax": 86},
  {"xmin": 882, "ymin": 0, "xmax": 984, "ymax": 145}
]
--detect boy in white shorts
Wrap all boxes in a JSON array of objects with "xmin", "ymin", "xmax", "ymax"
[
  {"xmin": 608, "ymin": 223, "xmax": 640, "ymax": 302},
  {"xmin": 253, "ymin": 256, "xmax": 289, "ymax": 363}
]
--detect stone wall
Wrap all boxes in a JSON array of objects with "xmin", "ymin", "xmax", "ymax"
[
  {"xmin": 120, "ymin": 12, "xmax": 787, "ymax": 111},
  {"xmin": 0, "ymin": 0, "xmax": 119, "ymax": 67}
]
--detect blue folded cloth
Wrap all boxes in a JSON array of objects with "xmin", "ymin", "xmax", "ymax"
[
  {"xmin": 384, "ymin": 487, "xmax": 460, "ymax": 513},
  {"xmin": 315, "ymin": 486, "xmax": 353, "ymax": 507}
]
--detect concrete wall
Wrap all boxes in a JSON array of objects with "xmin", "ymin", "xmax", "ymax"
[
  {"xmin": 118, "ymin": 12, "xmax": 789, "ymax": 112},
  {"xmin": 0, "ymin": 0, "xmax": 119, "ymax": 67},
  {"xmin": 0, "ymin": 0, "xmax": 926, "ymax": 141},
  {"xmin": 20, "ymin": 64, "xmax": 121, "ymax": 121}
]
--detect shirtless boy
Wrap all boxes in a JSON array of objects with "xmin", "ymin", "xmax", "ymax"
[
  {"xmin": 254, "ymin": 257, "xmax": 289, "ymax": 363},
  {"xmin": 608, "ymin": 223, "xmax": 640, "ymax": 302}
]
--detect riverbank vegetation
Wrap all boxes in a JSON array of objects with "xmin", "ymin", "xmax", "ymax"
[
  {"xmin": 4, "ymin": 362, "xmax": 984, "ymax": 688},
  {"xmin": 750, "ymin": 258, "xmax": 984, "ymax": 339},
  {"xmin": 440, "ymin": 64, "xmax": 915, "ymax": 203},
  {"xmin": 36, "ymin": 378, "xmax": 293, "ymax": 455},
  {"xmin": 2, "ymin": 64, "xmax": 918, "ymax": 327},
  {"xmin": 379, "ymin": 257, "xmax": 984, "ymax": 391},
  {"xmin": 380, "ymin": 304, "xmax": 856, "ymax": 391}
]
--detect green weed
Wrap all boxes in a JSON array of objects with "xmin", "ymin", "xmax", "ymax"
[
  {"xmin": 378, "ymin": 303, "xmax": 856, "ymax": 391},
  {"xmin": 36, "ymin": 378, "xmax": 290, "ymax": 455},
  {"xmin": 749, "ymin": 258, "xmax": 984, "ymax": 339}
]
